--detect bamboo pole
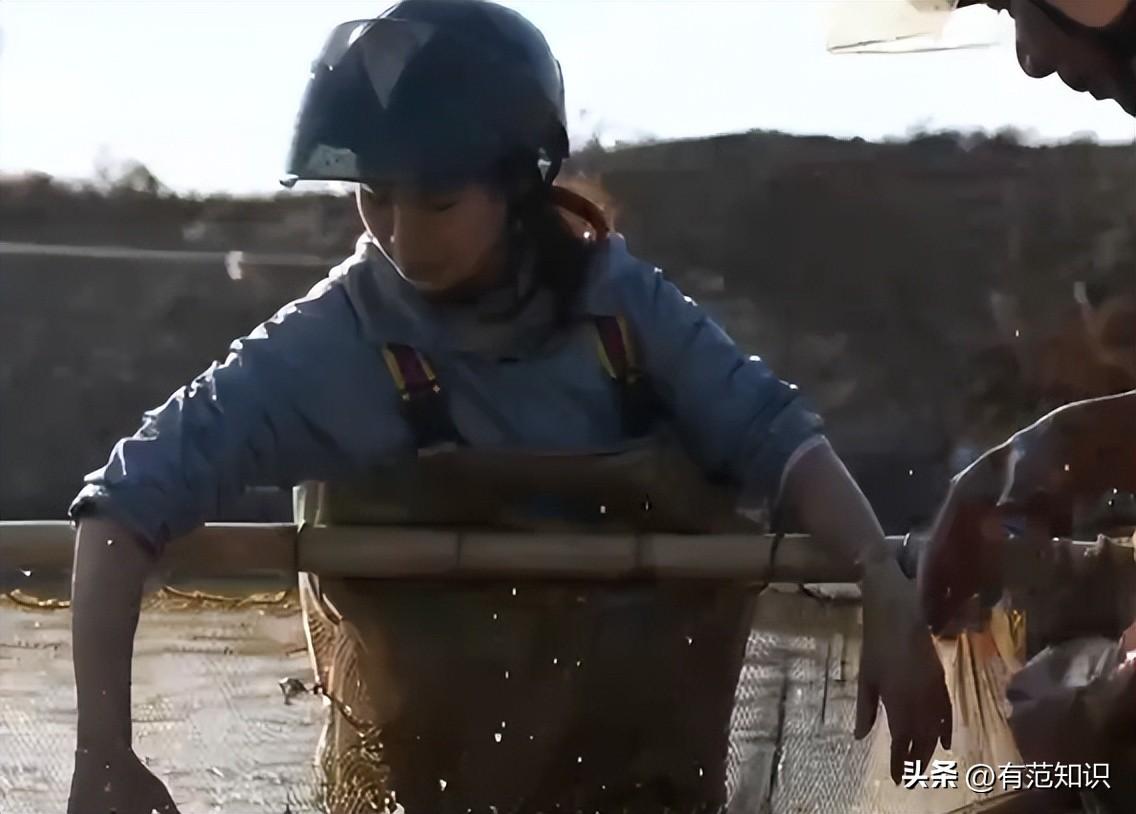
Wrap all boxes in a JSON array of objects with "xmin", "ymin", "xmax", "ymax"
[
  {"xmin": 1, "ymin": 521, "xmax": 1128, "ymax": 592},
  {"xmin": 1, "ymin": 521, "xmax": 869, "ymax": 587}
]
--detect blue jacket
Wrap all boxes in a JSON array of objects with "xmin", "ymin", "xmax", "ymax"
[{"xmin": 70, "ymin": 234, "xmax": 824, "ymax": 552}]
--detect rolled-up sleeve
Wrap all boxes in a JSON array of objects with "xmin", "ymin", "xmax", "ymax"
[
  {"xmin": 625, "ymin": 266, "xmax": 825, "ymax": 504},
  {"xmin": 69, "ymin": 282, "xmax": 360, "ymax": 552}
]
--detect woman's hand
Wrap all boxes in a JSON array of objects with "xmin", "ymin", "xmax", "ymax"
[
  {"xmin": 856, "ymin": 557, "xmax": 953, "ymax": 784},
  {"xmin": 920, "ymin": 394, "xmax": 1136, "ymax": 633},
  {"xmin": 68, "ymin": 743, "xmax": 181, "ymax": 814}
]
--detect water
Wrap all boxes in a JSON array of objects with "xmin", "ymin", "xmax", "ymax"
[{"xmin": 0, "ymin": 603, "xmax": 324, "ymax": 814}]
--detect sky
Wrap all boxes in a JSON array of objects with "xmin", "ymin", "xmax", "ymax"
[{"xmin": 1, "ymin": 0, "xmax": 1133, "ymax": 195}]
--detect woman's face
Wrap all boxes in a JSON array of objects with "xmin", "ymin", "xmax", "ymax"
[{"xmin": 356, "ymin": 181, "xmax": 509, "ymax": 294}]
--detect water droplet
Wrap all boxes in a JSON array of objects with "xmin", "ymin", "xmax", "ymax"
[
  {"xmin": 492, "ymin": 613, "xmax": 498, "ymax": 621},
  {"xmin": 685, "ymin": 635, "xmax": 694, "ymax": 646},
  {"xmin": 529, "ymin": 735, "xmax": 534, "ymax": 741},
  {"xmin": 908, "ymin": 469, "xmax": 914, "ymax": 477},
  {"xmin": 599, "ymin": 504, "xmax": 607, "ymax": 515},
  {"xmin": 552, "ymin": 657, "xmax": 559, "ymax": 665},
  {"xmin": 494, "ymin": 732, "xmax": 503, "ymax": 743},
  {"xmin": 1064, "ymin": 463, "xmax": 1071, "ymax": 472},
  {"xmin": 501, "ymin": 720, "xmax": 507, "ymax": 729},
  {"xmin": 698, "ymin": 766, "xmax": 704, "ymax": 778},
  {"xmin": 106, "ymin": 539, "xmax": 114, "ymax": 546},
  {"xmin": 577, "ymin": 755, "xmax": 583, "ymax": 764},
  {"xmin": 20, "ymin": 570, "xmax": 31, "ymax": 577},
  {"xmin": 1014, "ymin": 329, "xmax": 1021, "ymax": 338},
  {"xmin": 511, "ymin": 587, "xmax": 517, "ymax": 596},
  {"xmin": 575, "ymin": 659, "xmax": 582, "ymax": 668},
  {"xmin": 504, "ymin": 670, "xmax": 510, "ymax": 680},
  {"xmin": 439, "ymin": 779, "xmax": 448, "ymax": 791}
]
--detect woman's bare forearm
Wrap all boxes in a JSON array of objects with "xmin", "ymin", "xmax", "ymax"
[
  {"xmin": 780, "ymin": 441, "xmax": 893, "ymax": 576},
  {"xmin": 71, "ymin": 516, "xmax": 155, "ymax": 749}
]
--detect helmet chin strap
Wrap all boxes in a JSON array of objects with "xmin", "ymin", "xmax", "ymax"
[
  {"xmin": 366, "ymin": 231, "xmax": 447, "ymax": 293},
  {"xmin": 401, "ymin": 273, "xmax": 450, "ymax": 294}
]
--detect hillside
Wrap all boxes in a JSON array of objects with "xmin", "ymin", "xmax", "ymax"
[{"xmin": 2, "ymin": 131, "xmax": 1133, "ymax": 530}]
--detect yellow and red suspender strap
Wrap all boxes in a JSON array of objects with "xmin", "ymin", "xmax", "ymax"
[
  {"xmin": 380, "ymin": 318, "xmax": 648, "ymax": 449},
  {"xmin": 386, "ymin": 323, "xmax": 637, "ymax": 393},
  {"xmin": 385, "ymin": 318, "xmax": 637, "ymax": 396},
  {"xmin": 382, "ymin": 343, "xmax": 441, "ymax": 401},
  {"xmin": 592, "ymin": 315, "xmax": 641, "ymax": 384},
  {"xmin": 594, "ymin": 315, "xmax": 656, "ymax": 437},
  {"xmin": 381, "ymin": 343, "xmax": 464, "ymax": 452}
]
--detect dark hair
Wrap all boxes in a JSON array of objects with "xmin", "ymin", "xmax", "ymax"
[{"xmin": 496, "ymin": 155, "xmax": 612, "ymax": 326}]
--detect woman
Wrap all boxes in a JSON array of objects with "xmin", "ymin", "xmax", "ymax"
[{"xmin": 66, "ymin": 2, "xmax": 949, "ymax": 812}]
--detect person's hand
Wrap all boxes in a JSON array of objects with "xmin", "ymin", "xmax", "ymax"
[
  {"xmin": 918, "ymin": 403, "xmax": 1120, "ymax": 633},
  {"xmin": 855, "ymin": 557, "xmax": 952, "ymax": 784},
  {"xmin": 918, "ymin": 444, "xmax": 1011, "ymax": 636},
  {"xmin": 67, "ymin": 742, "xmax": 181, "ymax": 814},
  {"xmin": 1007, "ymin": 637, "xmax": 1136, "ymax": 764}
]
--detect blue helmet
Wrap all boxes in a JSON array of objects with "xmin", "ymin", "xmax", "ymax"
[{"xmin": 282, "ymin": 0, "xmax": 570, "ymax": 189}]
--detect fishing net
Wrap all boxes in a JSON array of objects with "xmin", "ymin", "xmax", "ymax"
[{"xmin": 1, "ymin": 581, "xmax": 1033, "ymax": 814}]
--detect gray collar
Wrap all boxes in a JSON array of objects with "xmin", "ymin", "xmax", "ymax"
[{"xmin": 336, "ymin": 233, "xmax": 632, "ymax": 359}]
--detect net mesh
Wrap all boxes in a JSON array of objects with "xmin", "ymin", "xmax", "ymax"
[{"xmin": 0, "ymin": 587, "xmax": 1005, "ymax": 814}]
